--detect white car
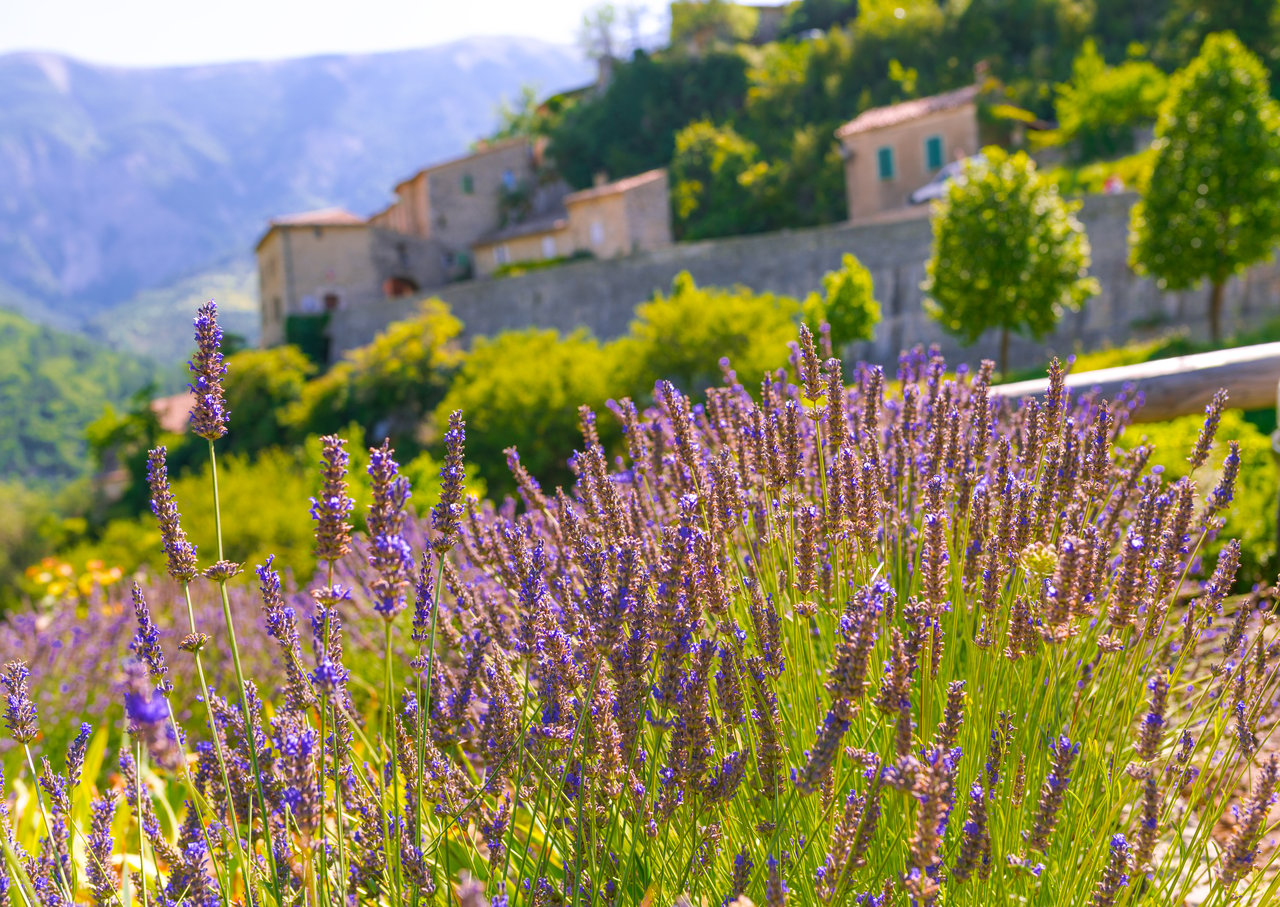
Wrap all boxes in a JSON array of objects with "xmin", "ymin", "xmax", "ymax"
[{"xmin": 909, "ymin": 154, "xmax": 987, "ymax": 205}]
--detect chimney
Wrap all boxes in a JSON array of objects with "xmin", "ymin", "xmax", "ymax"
[{"xmin": 593, "ymin": 171, "xmax": 609, "ymax": 188}]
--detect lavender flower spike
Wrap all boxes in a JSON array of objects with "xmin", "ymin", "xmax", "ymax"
[
  {"xmin": 188, "ymin": 299, "xmax": 229, "ymax": 440},
  {"xmin": 431, "ymin": 410, "xmax": 467, "ymax": 554},
  {"xmin": 1, "ymin": 660, "xmax": 38, "ymax": 744},
  {"xmin": 146, "ymin": 447, "xmax": 199, "ymax": 582},
  {"xmin": 1026, "ymin": 735, "xmax": 1080, "ymax": 853},
  {"xmin": 1089, "ymin": 834, "xmax": 1131, "ymax": 907},
  {"xmin": 1217, "ymin": 755, "xmax": 1279, "ymax": 886},
  {"xmin": 130, "ymin": 583, "xmax": 172, "ymax": 693},
  {"xmin": 368, "ymin": 440, "xmax": 413, "ymax": 619},
  {"xmin": 311, "ymin": 434, "xmax": 355, "ymax": 562}
]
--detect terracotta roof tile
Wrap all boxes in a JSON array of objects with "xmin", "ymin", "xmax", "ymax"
[
  {"xmin": 836, "ymin": 84, "xmax": 980, "ymax": 138},
  {"xmin": 269, "ymin": 208, "xmax": 365, "ymax": 227},
  {"xmin": 564, "ymin": 168, "xmax": 666, "ymax": 205}
]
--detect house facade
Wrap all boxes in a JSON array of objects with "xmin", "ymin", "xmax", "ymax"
[
  {"xmin": 835, "ymin": 84, "xmax": 982, "ymax": 221},
  {"xmin": 472, "ymin": 169, "xmax": 673, "ymax": 277},
  {"xmin": 256, "ymin": 209, "xmax": 444, "ymax": 347}
]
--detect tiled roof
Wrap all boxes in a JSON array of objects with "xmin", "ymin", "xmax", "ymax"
[
  {"xmin": 269, "ymin": 208, "xmax": 365, "ymax": 227},
  {"xmin": 836, "ymin": 84, "xmax": 981, "ymax": 138},
  {"xmin": 565, "ymin": 168, "xmax": 666, "ymax": 205},
  {"xmin": 475, "ymin": 210, "xmax": 569, "ymax": 246},
  {"xmin": 150, "ymin": 391, "xmax": 194, "ymax": 434}
]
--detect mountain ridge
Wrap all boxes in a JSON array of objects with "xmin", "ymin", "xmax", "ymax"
[{"xmin": 0, "ymin": 38, "xmax": 593, "ymax": 347}]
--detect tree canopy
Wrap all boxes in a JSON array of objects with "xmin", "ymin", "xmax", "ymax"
[
  {"xmin": 923, "ymin": 148, "xmax": 1098, "ymax": 373},
  {"xmin": 1130, "ymin": 31, "xmax": 1280, "ymax": 341}
]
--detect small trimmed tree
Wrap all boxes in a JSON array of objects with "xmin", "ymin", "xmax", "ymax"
[
  {"xmin": 1130, "ymin": 31, "xmax": 1280, "ymax": 343},
  {"xmin": 804, "ymin": 253, "xmax": 881, "ymax": 352},
  {"xmin": 923, "ymin": 148, "xmax": 1098, "ymax": 374}
]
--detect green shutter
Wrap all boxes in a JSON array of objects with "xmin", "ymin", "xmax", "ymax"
[
  {"xmin": 877, "ymin": 146, "xmax": 895, "ymax": 181},
  {"xmin": 926, "ymin": 136, "xmax": 944, "ymax": 171}
]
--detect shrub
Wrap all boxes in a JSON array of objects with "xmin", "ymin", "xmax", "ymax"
[
  {"xmin": 803, "ymin": 252, "xmax": 881, "ymax": 351},
  {"xmin": 1049, "ymin": 39, "xmax": 1168, "ymax": 160},
  {"xmin": 923, "ymin": 148, "xmax": 1099, "ymax": 374},
  {"xmin": 1, "ymin": 304, "xmax": 1277, "ymax": 907},
  {"xmin": 289, "ymin": 298, "xmax": 464, "ymax": 449},
  {"xmin": 1130, "ymin": 31, "xmax": 1280, "ymax": 343},
  {"xmin": 434, "ymin": 328, "xmax": 619, "ymax": 495},
  {"xmin": 615, "ymin": 270, "xmax": 800, "ymax": 398}
]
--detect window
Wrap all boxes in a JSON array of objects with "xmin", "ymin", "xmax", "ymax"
[
  {"xmin": 541, "ymin": 235, "xmax": 557, "ymax": 259},
  {"xmin": 589, "ymin": 221, "xmax": 605, "ymax": 247},
  {"xmin": 323, "ymin": 293, "xmax": 340, "ymax": 312},
  {"xmin": 502, "ymin": 169, "xmax": 517, "ymax": 190},
  {"xmin": 461, "ymin": 173, "xmax": 474, "ymax": 194},
  {"xmin": 271, "ymin": 297, "xmax": 282, "ymax": 322},
  {"xmin": 925, "ymin": 135, "xmax": 944, "ymax": 171},
  {"xmin": 876, "ymin": 146, "xmax": 895, "ymax": 181},
  {"xmin": 494, "ymin": 244, "xmax": 510, "ymax": 265}
]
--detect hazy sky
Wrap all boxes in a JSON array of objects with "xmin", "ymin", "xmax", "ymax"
[{"xmin": 0, "ymin": 0, "xmax": 676, "ymax": 67}]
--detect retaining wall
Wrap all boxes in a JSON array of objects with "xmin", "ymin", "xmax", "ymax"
[{"xmin": 326, "ymin": 192, "xmax": 1280, "ymax": 371}]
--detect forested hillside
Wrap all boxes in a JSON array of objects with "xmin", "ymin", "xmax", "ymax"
[
  {"xmin": 0, "ymin": 309, "xmax": 157, "ymax": 481},
  {"xmin": 538, "ymin": 0, "xmax": 1277, "ymax": 239}
]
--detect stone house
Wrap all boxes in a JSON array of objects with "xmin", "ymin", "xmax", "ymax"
[
  {"xmin": 471, "ymin": 169, "xmax": 673, "ymax": 277},
  {"xmin": 256, "ymin": 208, "xmax": 444, "ymax": 348},
  {"xmin": 369, "ymin": 136, "xmax": 550, "ymax": 276},
  {"xmin": 835, "ymin": 84, "xmax": 982, "ymax": 221}
]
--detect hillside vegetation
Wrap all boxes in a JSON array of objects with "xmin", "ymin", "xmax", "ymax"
[
  {"xmin": 535, "ymin": 0, "xmax": 1280, "ymax": 240},
  {"xmin": 0, "ymin": 309, "xmax": 157, "ymax": 481}
]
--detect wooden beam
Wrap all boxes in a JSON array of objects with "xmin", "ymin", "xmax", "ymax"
[{"xmin": 991, "ymin": 342, "xmax": 1280, "ymax": 423}]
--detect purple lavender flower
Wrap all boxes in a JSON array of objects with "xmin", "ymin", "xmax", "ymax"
[
  {"xmin": 1, "ymin": 660, "xmax": 38, "ymax": 744},
  {"xmin": 1187, "ymin": 389, "xmax": 1227, "ymax": 471},
  {"xmin": 1026, "ymin": 735, "xmax": 1080, "ymax": 853},
  {"xmin": 311, "ymin": 434, "xmax": 355, "ymax": 563},
  {"xmin": 187, "ymin": 299, "xmax": 229, "ymax": 440},
  {"xmin": 130, "ymin": 583, "xmax": 172, "ymax": 694},
  {"xmin": 431, "ymin": 410, "xmax": 467, "ymax": 554},
  {"xmin": 766, "ymin": 854, "xmax": 788, "ymax": 907},
  {"xmin": 367, "ymin": 440, "xmax": 413, "ymax": 619},
  {"xmin": 146, "ymin": 447, "xmax": 199, "ymax": 582},
  {"xmin": 85, "ymin": 790, "xmax": 118, "ymax": 906},
  {"xmin": 1089, "ymin": 834, "xmax": 1131, "ymax": 907}
]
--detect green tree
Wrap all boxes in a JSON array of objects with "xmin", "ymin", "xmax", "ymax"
[
  {"xmin": 804, "ymin": 253, "xmax": 881, "ymax": 350},
  {"xmin": 1130, "ymin": 32, "xmax": 1280, "ymax": 343},
  {"xmin": 220, "ymin": 346, "xmax": 315, "ymax": 455},
  {"xmin": 434, "ymin": 329, "xmax": 621, "ymax": 496},
  {"xmin": 615, "ymin": 270, "xmax": 800, "ymax": 397},
  {"xmin": 670, "ymin": 1, "xmax": 760, "ymax": 53},
  {"xmin": 923, "ymin": 148, "xmax": 1098, "ymax": 374},
  {"xmin": 1052, "ymin": 39, "xmax": 1168, "ymax": 160},
  {"xmin": 670, "ymin": 120, "xmax": 775, "ymax": 239},
  {"xmin": 289, "ymin": 299, "xmax": 464, "ymax": 447}
]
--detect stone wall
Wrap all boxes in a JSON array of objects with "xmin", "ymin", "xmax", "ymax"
[{"xmin": 326, "ymin": 192, "xmax": 1280, "ymax": 370}]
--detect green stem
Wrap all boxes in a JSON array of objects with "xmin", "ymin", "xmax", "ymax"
[{"xmin": 207, "ymin": 440, "xmax": 281, "ymax": 901}]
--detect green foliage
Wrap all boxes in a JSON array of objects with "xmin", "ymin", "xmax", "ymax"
[
  {"xmin": 549, "ymin": 50, "xmax": 750, "ymax": 190},
  {"xmin": 1130, "ymin": 32, "xmax": 1280, "ymax": 340},
  {"xmin": 1121, "ymin": 409, "xmax": 1276, "ymax": 588},
  {"xmin": 1050, "ymin": 39, "xmax": 1167, "ymax": 160},
  {"xmin": 924, "ymin": 148, "xmax": 1099, "ymax": 372},
  {"xmin": 1042, "ymin": 146, "xmax": 1154, "ymax": 196},
  {"xmin": 670, "ymin": 1, "xmax": 760, "ymax": 53},
  {"xmin": 670, "ymin": 120, "xmax": 774, "ymax": 239},
  {"xmin": 219, "ymin": 346, "xmax": 315, "ymax": 455},
  {"xmin": 434, "ymin": 329, "xmax": 620, "ymax": 496},
  {"xmin": 803, "ymin": 253, "xmax": 881, "ymax": 350},
  {"xmin": 0, "ymin": 309, "xmax": 158, "ymax": 482},
  {"xmin": 616, "ymin": 270, "xmax": 800, "ymax": 397},
  {"xmin": 492, "ymin": 250, "xmax": 593, "ymax": 279},
  {"xmin": 289, "ymin": 299, "xmax": 464, "ymax": 449},
  {"xmin": 779, "ymin": 0, "xmax": 859, "ymax": 38}
]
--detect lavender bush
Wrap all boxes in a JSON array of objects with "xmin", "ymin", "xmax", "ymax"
[{"xmin": 0, "ymin": 304, "xmax": 1277, "ymax": 906}]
